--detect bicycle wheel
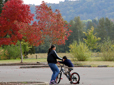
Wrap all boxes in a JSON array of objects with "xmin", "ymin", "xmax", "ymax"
[
  {"xmin": 56, "ymin": 72, "xmax": 62, "ymax": 84},
  {"xmin": 70, "ymin": 72, "xmax": 80, "ymax": 84}
]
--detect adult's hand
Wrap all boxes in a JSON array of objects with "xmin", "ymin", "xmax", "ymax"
[{"xmin": 57, "ymin": 61, "xmax": 60, "ymax": 65}]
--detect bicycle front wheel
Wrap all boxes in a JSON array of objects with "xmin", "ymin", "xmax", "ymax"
[
  {"xmin": 70, "ymin": 72, "xmax": 80, "ymax": 84},
  {"xmin": 56, "ymin": 72, "xmax": 62, "ymax": 84}
]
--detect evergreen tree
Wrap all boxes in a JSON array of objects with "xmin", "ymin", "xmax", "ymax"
[
  {"xmin": 96, "ymin": 18, "xmax": 114, "ymax": 41},
  {"xmin": 63, "ymin": 16, "xmax": 84, "ymax": 52},
  {"xmin": 68, "ymin": 16, "xmax": 84, "ymax": 43}
]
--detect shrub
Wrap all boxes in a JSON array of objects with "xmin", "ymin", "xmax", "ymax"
[
  {"xmin": 69, "ymin": 41, "xmax": 91, "ymax": 61},
  {"xmin": 0, "ymin": 47, "xmax": 9, "ymax": 60},
  {"xmin": 4, "ymin": 45, "xmax": 20, "ymax": 59},
  {"xmin": 100, "ymin": 39, "xmax": 114, "ymax": 61}
]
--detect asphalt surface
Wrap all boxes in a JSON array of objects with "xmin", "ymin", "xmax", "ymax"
[{"xmin": 0, "ymin": 66, "xmax": 114, "ymax": 85}]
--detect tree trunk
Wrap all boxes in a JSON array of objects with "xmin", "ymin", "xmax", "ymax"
[
  {"xmin": 20, "ymin": 41, "xmax": 23, "ymax": 63},
  {"xmin": 49, "ymin": 42, "xmax": 52, "ymax": 48}
]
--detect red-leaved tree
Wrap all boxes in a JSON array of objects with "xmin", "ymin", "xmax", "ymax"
[
  {"xmin": 35, "ymin": 1, "xmax": 72, "ymax": 46},
  {"xmin": 0, "ymin": 0, "xmax": 43, "ymax": 63}
]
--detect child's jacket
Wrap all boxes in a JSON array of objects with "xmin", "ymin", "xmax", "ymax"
[{"xmin": 59, "ymin": 59, "xmax": 74, "ymax": 67}]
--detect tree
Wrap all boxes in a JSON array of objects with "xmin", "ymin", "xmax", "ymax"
[
  {"xmin": 96, "ymin": 18, "xmax": 114, "ymax": 41},
  {"xmin": 21, "ymin": 40, "xmax": 33, "ymax": 58},
  {"xmin": 35, "ymin": 1, "xmax": 72, "ymax": 46},
  {"xmin": 83, "ymin": 26, "xmax": 101, "ymax": 50},
  {"xmin": 85, "ymin": 19, "xmax": 98, "ymax": 31},
  {"xmin": 0, "ymin": 0, "xmax": 42, "ymax": 63},
  {"xmin": 65, "ymin": 17, "xmax": 84, "ymax": 51}
]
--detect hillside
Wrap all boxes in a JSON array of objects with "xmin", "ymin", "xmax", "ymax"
[{"xmin": 30, "ymin": 0, "xmax": 114, "ymax": 22}]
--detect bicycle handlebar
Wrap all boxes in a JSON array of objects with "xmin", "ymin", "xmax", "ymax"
[{"xmin": 59, "ymin": 64, "xmax": 64, "ymax": 67}]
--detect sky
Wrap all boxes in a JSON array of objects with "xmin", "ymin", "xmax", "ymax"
[{"xmin": 23, "ymin": 0, "xmax": 65, "ymax": 5}]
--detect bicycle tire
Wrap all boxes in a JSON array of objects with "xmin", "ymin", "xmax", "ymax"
[
  {"xmin": 56, "ymin": 72, "xmax": 62, "ymax": 84},
  {"xmin": 70, "ymin": 72, "xmax": 80, "ymax": 84}
]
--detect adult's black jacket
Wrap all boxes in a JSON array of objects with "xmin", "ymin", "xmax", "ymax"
[{"xmin": 47, "ymin": 50, "xmax": 62, "ymax": 64}]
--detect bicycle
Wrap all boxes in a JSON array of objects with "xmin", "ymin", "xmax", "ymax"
[{"xmin": 56, "ymin": 64, "xmax": 80, "ymax": 84}]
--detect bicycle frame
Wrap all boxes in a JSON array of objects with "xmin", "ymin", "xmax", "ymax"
[
  {"xmin": 59, "ymin": 64, "xmax": 71, "ymax": 81},
  {"xmin": 56, "ymin": 64, "xmax": 80, "ymax": 84}
]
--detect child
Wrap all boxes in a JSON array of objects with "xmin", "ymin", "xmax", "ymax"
[
  {"xmin": 59, "ymin": 56, "xmax": 74, "ymax": 76},
  {"xmin": 59, "ymin": 56, "xmax": 80, "ymax": 84}
]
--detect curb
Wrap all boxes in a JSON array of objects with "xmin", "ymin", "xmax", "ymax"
[
  {"xmin": 0, "ymin": 82, "xmax": 49, "ymax": 85},
  {"xmin": 75, "ymin": 65, "xmax": 92, "ymax": 67},
  {"xmin": 98, "ymin": 65, "xmax": 108, "ymax": 67},
  {"xmin": 0, "ymin": 62, "xmax": 44, "ymax": 66},
  {"xmin": 20, "ymin": 65, "xmax": 109, "ymax": 68},
  {"xmin": 20, "ymin": 65, "xmax": 49, "ymax": 68},
  {"xmin": 0, "ymin": 62, "xmax": 109, "ymax": 67}
]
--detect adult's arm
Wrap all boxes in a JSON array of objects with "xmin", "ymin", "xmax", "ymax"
[
  {"xmin": 53, "ymin": 50, "xmax": 62, "ymax": 60},
  {"xmin": 58, "ymin": 61, "xmax": 64, "ymax": 64}
]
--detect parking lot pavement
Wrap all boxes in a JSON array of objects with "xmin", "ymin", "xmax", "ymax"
[{"xmin": 0, "ymin": 66, "xmax": 114, "ymax": 85}]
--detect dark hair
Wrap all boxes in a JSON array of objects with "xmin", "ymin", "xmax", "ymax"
[
  {"xmin": 63, "ymin": 56, "xmax": 67, "ymax": 60},
  {"xmin": 48, "ymin": 45, "xmax": 56, "ymax": 54}
]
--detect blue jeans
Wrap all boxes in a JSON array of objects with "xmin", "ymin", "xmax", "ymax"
[{"xmin": 48, "ymin": 63, "xmax": 60, "ymax": 81}]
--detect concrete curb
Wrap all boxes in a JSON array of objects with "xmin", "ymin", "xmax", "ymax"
[
  {"xmin": 75, "ymin": 65, "xmax": 108, "ymax": 67},
  {"xmin": 0, "ymin": 82, "xmax": 49, "ymax": 85},
  {"xmin": 98, "ymin": 65, "xmax": 108, "ymax": 67},
  {"xmin": 0, "ymin": 62, "xmax": 44, "ymax": 66},
  {"xmin": 20, "ymin": 65, "xmax": 109, "ymax": 68},
  {"xmin": 20, "ymin": 65, "xmax": 49, "ymax": 68},
  {"xmin": 75, "ymin": 65, "xmax": 92, "ymax": 67},
  {"xmin": 0, "ymin": 62, "xmax": 109, "ymax": 67}
]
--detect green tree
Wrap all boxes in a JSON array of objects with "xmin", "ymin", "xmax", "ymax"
[
  {"xmin": 83, "ymin": 26, "xmax": 101, "ymax": 50},
  {"xmin": 96, "ymin": 18, "xmax": 114, "ymax": 41},
  {"xmin": 64, "ymin": 16, "xmax": 84, "ymax": 52},
  {"xmin": 69, "ymin": 17, "xmax": 84, "ymax": 43},
  {"xmin": 21, "ymin": 40, "xmax": 33, "ymax": 58},
  {"xmin": 84, "ymin": 18, "xmax": 99, "ymax": 32}
]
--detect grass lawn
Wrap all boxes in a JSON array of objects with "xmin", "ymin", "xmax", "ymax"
[
  {"xmin": 0, "ymin": 58, "xmax": 46, "ymax": 64},
  {"xmin": 27, "ymin": 53, "xmax": 72, "ymax": 58},
  {"xmin": 74, "ymin": 61, "xmax": 114, "ymax": 67},
  {"xmin": 0, "ymin": 53, "xmax": 114, "ymax": 67}
]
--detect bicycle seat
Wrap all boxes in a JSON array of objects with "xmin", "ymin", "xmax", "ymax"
[{"xmin": 69, "ymin": 68, "xmax": 73, "ymax": 71}]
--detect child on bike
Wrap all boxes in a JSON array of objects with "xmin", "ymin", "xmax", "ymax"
[
  {"xmin": 57, "ymin": 56, "xmax": 80, "ymax": 84},
  {"xmin": 59, "ymin": 56, "xmax": 74, "ymax": 77}
]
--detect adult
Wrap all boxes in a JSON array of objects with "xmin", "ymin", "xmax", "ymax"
[{"xmin": 47, "ymin": 45, "xmax": 62, "ymax": 85}]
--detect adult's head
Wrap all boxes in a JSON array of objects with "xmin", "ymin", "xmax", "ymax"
[
  {"xmin": 63, "ymin": 56, "xmax": 67, "ymax": 61},
  {"xmin": 48, "ymin": 45, "xmax": 56, "ymax": 54}
]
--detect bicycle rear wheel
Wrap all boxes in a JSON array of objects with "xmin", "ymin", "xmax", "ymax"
[
  {"xmin": 56, "ymin": 72, "xmax": 62, "ymax": 84},
  {"xmin": 70, "ymin": 72, "xmax": 80, "ymax": 84}
]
